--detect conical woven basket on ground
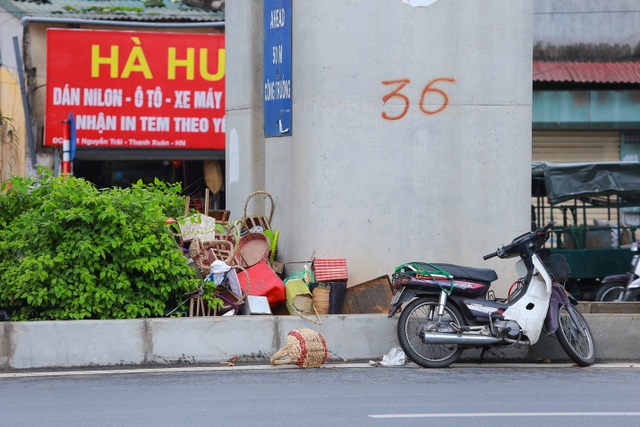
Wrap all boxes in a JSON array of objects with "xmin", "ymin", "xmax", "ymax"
[{"xmin": 270, "ymin": 328, "xmax": 329, "ymax": 368}]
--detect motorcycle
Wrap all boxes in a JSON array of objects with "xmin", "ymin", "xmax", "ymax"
[
  {"xmin": 595, "ymin": 241, "xmax": 640, "ymax": 302},
  {"xmin": 388, "ymin": 223, "xmax": 596, "ymax": 368}
]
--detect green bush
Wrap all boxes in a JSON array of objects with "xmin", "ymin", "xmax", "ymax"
[{"xmin": 0, "ymin": 168, "xmax": 202, "ymax": 320}]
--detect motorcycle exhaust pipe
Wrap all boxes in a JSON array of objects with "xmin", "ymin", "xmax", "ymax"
[{"xmin": 422, "ymin": 332, "xmax": 519, "ymax": 346}]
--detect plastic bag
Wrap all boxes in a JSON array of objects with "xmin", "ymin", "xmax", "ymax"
[
  {"xmin": 380, "ymin": 346, "xmax": 407, "ymax": 366},
  {"xmin": 206, "ymin": 260, "xmax": 243, "ymax": 298},
  {"xmin": 284, "ymin": 265, "xmax": 314, "ymax": 285}
]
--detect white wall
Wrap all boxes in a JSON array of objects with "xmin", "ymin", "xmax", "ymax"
[
  {"xmin": 226, "ymin": 0, "xmax": 533, "ymax": 295},
  {"xmin": 0, "ymin": 11, "xmax": 21, "ymax": 71}
]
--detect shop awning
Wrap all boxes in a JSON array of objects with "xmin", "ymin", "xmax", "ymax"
[{"xmin": 533, "ymin": 61, "xmax": 640, "ymax": 84}]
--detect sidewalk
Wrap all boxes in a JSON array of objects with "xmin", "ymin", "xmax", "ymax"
[{"xmin": 1, "ymin": 306, "xmax": 639, "ymax": 371}]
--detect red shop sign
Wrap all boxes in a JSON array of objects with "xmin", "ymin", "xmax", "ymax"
[{"xmin": 45, "ymin": 29, "xmax": 225, "ymax": 150}]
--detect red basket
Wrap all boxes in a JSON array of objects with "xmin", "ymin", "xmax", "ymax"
[
  {"xmin": 312, "ymin": 258, "xmax": 348, "ymax": 282},
  {"xmin": 235, "ymin": 232, "xmax": 270, "ymax": 268}
]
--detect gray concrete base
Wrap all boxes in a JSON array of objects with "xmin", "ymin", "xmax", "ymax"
[
  {"xmin": 577, "ymin": 302, "xmax": 640, "ymax": 314},
  {"xmin": 1, "ymin": 310, "xmax": 639, "ymax": 370}
]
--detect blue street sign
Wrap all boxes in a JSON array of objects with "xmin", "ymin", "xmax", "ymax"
[
  {"xmin": 264, "ymin": 0, "xmax": 292, "ymax": 137},
  {"xmin": 68, "ymin": 112, "xmax": 76, "ymax": 161}
]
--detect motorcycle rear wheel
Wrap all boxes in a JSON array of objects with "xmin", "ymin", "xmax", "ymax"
[
  {"xmin": 397, "ymin": 297, "xmax": 464, "ymax": 368},
  {"xmin": 555, "ymin": 304, "xmax": 596, "ymax": 366}
]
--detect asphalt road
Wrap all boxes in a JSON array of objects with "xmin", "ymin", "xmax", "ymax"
[{"xmin": 1, "ymin": 363, "xmax": 639, "ymax": 427}]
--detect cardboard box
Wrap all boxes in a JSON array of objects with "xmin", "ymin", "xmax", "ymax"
[
  {"xmin": 343, "ymin": 275, "xmax": 393, "ymax": 314},
  {"xmin": 244, "ymin": 295, "xmax": 272, "ymax": 315}
]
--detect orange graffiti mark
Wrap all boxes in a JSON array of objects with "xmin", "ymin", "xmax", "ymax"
[
  {"xmin": 381, "ymin": 77, "xmax": 456, "ymax": 120},
  {"xmin": 419, "ymin": 77, "xmax": 456, "ymax": 115},
  {"xmin": 381, "ymin": 79, "xmax": 410, "ymax": 120}
]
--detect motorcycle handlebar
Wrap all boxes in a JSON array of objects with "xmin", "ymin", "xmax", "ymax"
[
  {"xmin": 483, "ymin": 223, "xmax": 554, "ymax": 261},
  {"xmin": 541, "ymin": 222, "xmax": 553, "ymax": 233},
  {"xmin": 483, "ymin": 251, "xmax": 498, "ymax": 260}
]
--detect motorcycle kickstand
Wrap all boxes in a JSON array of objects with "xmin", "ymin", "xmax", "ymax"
[{"xmin": 478, "ymin": 346, "xmax": 490, "ymax": 364}]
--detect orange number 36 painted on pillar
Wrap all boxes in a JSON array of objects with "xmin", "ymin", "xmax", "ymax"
[{"xmin": 381, "ymin": 77, "xmax": 456, "ymax": 120}]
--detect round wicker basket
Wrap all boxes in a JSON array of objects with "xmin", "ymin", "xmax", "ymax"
[{"xmin": 234, "ymin": 232, "xmax": 270, "ymax": 268}]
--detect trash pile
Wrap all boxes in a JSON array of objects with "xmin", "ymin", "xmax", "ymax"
[{"xmin": 170, "ymin": 189, "xmax": 396, "ymax": 322}]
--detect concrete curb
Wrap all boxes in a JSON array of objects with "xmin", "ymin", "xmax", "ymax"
[
  {"xmin": 1, "ymin": 311, "xmax": 639, "ymax": 370},
  {"xmin": 2, "ymin": 362, "xmax": 640, "ymax": 379}
]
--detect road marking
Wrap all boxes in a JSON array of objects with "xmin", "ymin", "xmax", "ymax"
[{"xmin": 370, "ymin": 412, "xmax": 640, "ymax": 419}]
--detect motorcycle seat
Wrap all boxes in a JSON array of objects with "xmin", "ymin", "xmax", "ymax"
[{"xmin": 415, "ymin": 262, "xmax": 498, "ymax": 283}]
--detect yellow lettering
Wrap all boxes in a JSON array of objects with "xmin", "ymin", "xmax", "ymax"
[
  {"xmin": 200, "ymin": 48, "xmax": 225, "ymax": 81},
  {"xmin": 168, "ymin": 47, "xmax": 195, "ymax": 80},
  {"xmin": 91, "ymin": 45, "xmax": 119, "ymax": 78},
  {"xmin": 121, "ymin": 37, "xmax": 153, "ymax": 79}
]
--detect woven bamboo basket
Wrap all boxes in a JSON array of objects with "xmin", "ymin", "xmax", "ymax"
[
  {"xmin": 270, "ymin": 328, "xmax": 329, "ymax": 368},
  {"xmin": 285, "ymin": 279, "xmax": 321, "ymax": 325},
  {"xmin": 208, "ymin": 239, "xmax": 237, "ymax": 265},
  {"xmin": 180, "ymin": 213, "xmax": 220, "ymax": 244},
  {"xmin": 312, "ymin": 286, "xmax": 331, "ymax": 315},
  {"xmin": 242, "ymin": 191, "xmax": 274, "ymax": 233},
  {"xmin": 189, "ymin": 238, "xmax": 238, "ymax": 278},
  {"xmin": 234, "ymin": 232, "xmax": 270, "ymax": 268},
  {"xmin": 189, "ymin": 265, "xmax": 250, "ymax": 316}
]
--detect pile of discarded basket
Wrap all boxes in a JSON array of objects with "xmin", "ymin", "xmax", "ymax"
[{"xmin": 175, "ymin": 190, "xmax": 349, "ymax": 323}]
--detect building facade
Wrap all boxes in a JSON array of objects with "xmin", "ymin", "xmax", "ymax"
[
  {"xmin": 533, "ymin": 0, "xmax": 640, "ymax": 163},
  {"xmin": 0, "ymin": 0, "xmax": 227, "ymax": 208}
]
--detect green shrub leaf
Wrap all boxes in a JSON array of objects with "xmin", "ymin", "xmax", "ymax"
[{"xmin": 0, "ymin": 169, "xmax": 199, "ymax": 320}]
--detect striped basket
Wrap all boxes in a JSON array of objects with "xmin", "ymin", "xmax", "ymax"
[
  {"xmin": 312, "ymin": 258, "xmax": 348, "ymax": 282},
  {"xmin": 270, "ymin": 328, "xmax": 329, "ymax": 368}
]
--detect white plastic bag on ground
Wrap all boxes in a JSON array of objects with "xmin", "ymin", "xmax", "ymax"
[{"xmin": 380, "ymin": 346, "xmax": 407, "ymax": 366}]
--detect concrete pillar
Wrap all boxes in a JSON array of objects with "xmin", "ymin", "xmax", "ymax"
[
  {"xmin": 226, "ymin": 1, "xmax": 533, "ymax": 295},
  {"xmin": 225, "ymin": 0, "xmax": 267, "ymax": 215}
]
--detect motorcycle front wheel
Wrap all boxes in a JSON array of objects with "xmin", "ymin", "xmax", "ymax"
[
  {"xmin": 397, "ymin": 297, "xmax": 465, "ymax": 368},
  {"xmin": 595, "ymin": 283, "xmax": 626, "ymax": 301},
  {"xmin": 555, "ymin": 304, "xmax": 596, "ymax": 366}
]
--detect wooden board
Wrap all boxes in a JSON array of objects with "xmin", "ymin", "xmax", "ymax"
[{"xmin": 343, "ymin": 275, "xmax": 393, "ymax": 314}]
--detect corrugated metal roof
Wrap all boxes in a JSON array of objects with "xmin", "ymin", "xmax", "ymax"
[
  {"xmin": 533, "ymin": 61, "xmax": 640, "ymax": 84},
  {"xmin": 1, "ymin": 0, "xmax": 224, "ymax": 23}
]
